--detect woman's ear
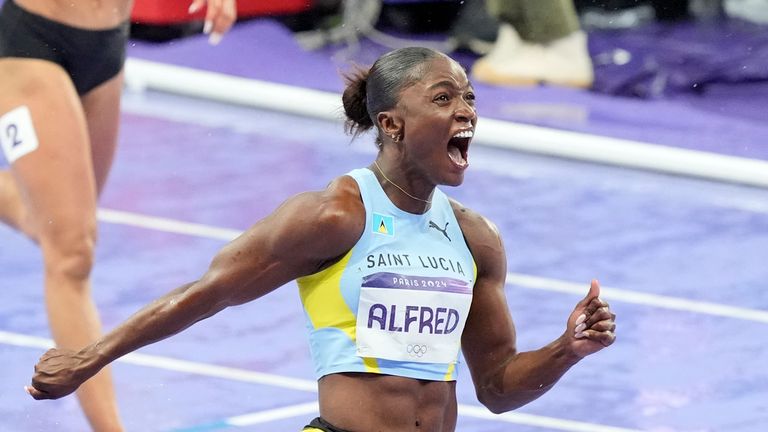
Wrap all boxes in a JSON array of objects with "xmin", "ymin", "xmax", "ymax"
[{"xmin": 377, "ymin": 111, "xmax": 402, "ymax": 141}]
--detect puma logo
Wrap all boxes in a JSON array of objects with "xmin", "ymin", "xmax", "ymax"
[{"xmin": 428, "ymin": 221, "xmax": 451, "ymax": 242}]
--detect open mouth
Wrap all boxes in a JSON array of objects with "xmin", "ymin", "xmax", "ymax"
[{"xmin": 447, "ymin": 130, "xmax": 472, "ymax": 168}]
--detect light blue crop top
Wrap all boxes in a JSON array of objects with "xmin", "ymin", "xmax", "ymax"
[{"xmin": 297, "ymin": 168, "xmax": 476, "ymax": 381}]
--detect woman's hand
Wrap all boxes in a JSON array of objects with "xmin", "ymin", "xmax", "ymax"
[
  {"xmin": 189, "ymin": 0, "xmax": 238, "ymax": 45},
  {"xmin": 566, "ymin": 280, "xmax": 616, "ymax": 359},
  {"xmin": 25, "ymin": 347, "xmax": 97, "ymax": 400}
]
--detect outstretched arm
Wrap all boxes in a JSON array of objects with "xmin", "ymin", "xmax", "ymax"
[
  {"xmin": 456, "ymin": 203, "xmax": 616, "ymax": 413},
  {"xmin": 27, "ymin": 177, "xmax": 364, "ymax": 400}
]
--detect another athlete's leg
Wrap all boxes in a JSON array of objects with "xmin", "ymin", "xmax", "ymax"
[
  {"xmin": 0, "ymin": 170, "xmax": 33, "ymax": 237},
  {"xmin": 0, "ymin": 59, "xmax": 123, "ymax": 432},
  {"xmin": 0, "ymin": 99, "xmax": 34, "ymax": 238},
  {"xmin": 0, "ymin": 72, "xmax": 124, "ymax": 224},
  {"xmin": 82, "ymin": 71, "xmax": 124, "ymax": 196},
  {"xmin": 72, "ymin": 71, "xmax": 127, "ymax": 431}
]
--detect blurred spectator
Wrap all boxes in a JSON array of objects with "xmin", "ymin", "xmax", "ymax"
[
  {"xmin": 577, "ymin": 0, "xmax": 727, "ymax": 30},
  {"xmin": 471, "ymin": 0, "xmax": 593, "ymax": 88}
]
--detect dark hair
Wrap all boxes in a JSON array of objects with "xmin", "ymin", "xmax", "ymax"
[{"xmin": 342, "ymin": 47, "xmax": 444, "ymax": 141}]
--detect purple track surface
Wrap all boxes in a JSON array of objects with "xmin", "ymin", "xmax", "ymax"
[{"xmin": 1, "ymin": 9, "xmax": 767, "ymax": 432}]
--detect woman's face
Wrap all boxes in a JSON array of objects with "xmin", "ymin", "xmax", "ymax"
[{"xmin": 393, "ymin": 56, "xmax": 477, "ymax": 188}]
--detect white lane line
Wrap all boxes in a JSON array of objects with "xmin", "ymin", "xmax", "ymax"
[
  {"xmin": 224, "ymin": 402, "xmax": 318, "ymax": 426},
  {"xmin": 458, "ymin": 405, "xmax": 642, "ymax": 432},
  {"xmin": 124, "ymin": 352, "xmax": 318, "ymax": 392},
  {"xmin": 1, "ymin": 330, "xmax": 639, "ymax": 431},
  {"xmin": 97, "ymin": 207, "xmax": 768, "ymax": 324},
  {"xmin": 97, "ymin": 209, "xmax": 241, "ymax": 241},
  {"xmin": 0, "ymin": 330, "xmax": 317, "ymax": 392},
  {"xmin": 506, "ymin": 273, "xmax": 768, "ymax": 324},
  {"xmin": 124, "ymin": 58, "xmax": 768, "ymax": 189}
]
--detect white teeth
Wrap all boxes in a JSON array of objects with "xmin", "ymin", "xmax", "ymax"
[{"xmin": 452, "ymin": 130, "xmax": 473, "ymax": 139}]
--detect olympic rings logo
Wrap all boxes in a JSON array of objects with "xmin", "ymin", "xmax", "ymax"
[{"xmin": 407, "ymin": 344, "xmax": 428, "ymax": 357}]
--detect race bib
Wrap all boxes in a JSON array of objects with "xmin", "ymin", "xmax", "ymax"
[
  {"xmin": 356, "ymin": 272, "xmax": 472, "ymax": 364},
  {"xmin": 0, "ymin": 106, "xmax": 39, "ymax": 164}
]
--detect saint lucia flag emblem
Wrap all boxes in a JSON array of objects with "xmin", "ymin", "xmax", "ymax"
[{"xmin": 372, "ymin": 213, "xmax": 394, "ymax": 236}]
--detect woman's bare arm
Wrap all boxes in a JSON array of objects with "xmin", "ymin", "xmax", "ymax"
[
  {"xmin": 455, "ymin": 201, "xmax": 615, "ymax": 413},
  {"xmin": 27, "ymin": 176, "xmax": 365, "ymax": 400}
]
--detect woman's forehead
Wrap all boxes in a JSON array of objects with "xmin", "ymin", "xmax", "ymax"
[{"xmin": 418, "ymin": 56, "xmax": 470, "ymax": 87}]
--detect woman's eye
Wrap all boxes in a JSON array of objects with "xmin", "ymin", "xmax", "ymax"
[{"xmin": 435, "ymin": 94, "xmax": 450, "ymax": 102}]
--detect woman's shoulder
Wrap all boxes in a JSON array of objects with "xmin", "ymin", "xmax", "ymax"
[
  {"xmin": 325, "ymin": 173, "xmax": 364, "ymax": 204},
  {"xmin": 302, "ymin": 174, "xmax": 366, "ymax": 232},
  {"xmin": 449, "ymin": 198, "xmax": 502, "ymax": 246},
  {"xmin": 448, "ymin": 199, "xmax": 506, "ymax": 280}
]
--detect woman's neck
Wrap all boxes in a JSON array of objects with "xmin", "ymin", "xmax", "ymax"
[{"xmin": 371, "ymin": 161, "xmax": 434, "ymax": 214}]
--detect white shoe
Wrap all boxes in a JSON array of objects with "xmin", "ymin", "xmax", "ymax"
[
  {"xmin": 483, "ymin": 23, "xmax": 524, "ymax": 61},
  {"xmin": 544, "ymin": 31, "xmax": 594, "ymax": 88},
  {"xmin": 472, "ymin": 24, "xmax": 538, "ymax": 86},
  {"xmin": 472, "ymin": 30, "xmax": 594, "ymax": 88}
]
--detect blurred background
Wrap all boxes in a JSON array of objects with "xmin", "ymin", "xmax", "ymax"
[
  {"xmin": 1, "ymin": 1, "xmax": 767, "ymax": 431},
  {"xmin": 122, "ymin": 0, "xmax": 768, "ymax": 184}
]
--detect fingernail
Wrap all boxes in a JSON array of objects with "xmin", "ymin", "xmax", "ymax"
[
  {"xmin": 203, "ymin": 20, "xmax": 213, "ymax": 34},
  {"xmin": 574, "ymin": 323, "xmax": 586, "ymax": 333},
  {"xmin": 208, "ymin": 32, "xmax": 223, "ymax": 45},
  {"xmin": 575, "ymin": 332, "xmax": 586, "ymax": 338},
  {"xmin": 188, "ymin": 2, "xmax": 200, "ymax": 13},
  {"xmin": 575, "ymin": 314, "xmax": 586, "ymax": 325}
]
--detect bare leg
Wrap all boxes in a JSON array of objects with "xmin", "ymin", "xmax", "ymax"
[
  {"xmin": 0, "ymin": 71, "xmax": 122, "ymax": 235},
  {"xmin": 0, "ymin": 59, "xmax": 123, "ymax": 432},
  {"xmin": 0, "ymin": 170, "xmax": 32, "ymax": 236},
  {"xmin": 82, "ymin": 71, "xmax": 124, "ymax": 197}
]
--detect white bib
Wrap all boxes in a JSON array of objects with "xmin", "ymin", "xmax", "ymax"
[
  {"xmin": 0, "ymin": 106, "xmax": 39, "ymax": 164},
  {"xmin": 355, "ymin": 272, "xmax": 472, "ymax": 364}
]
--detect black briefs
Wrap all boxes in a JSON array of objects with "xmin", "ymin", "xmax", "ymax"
[
  {"xmin": 303, "ymin": 417, "xmax": 355, "ymax": 432},
  {"xmin": 0, "ymin": 0, "xmax": 129, "ymax": 95}
]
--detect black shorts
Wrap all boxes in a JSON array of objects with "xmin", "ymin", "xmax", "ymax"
[
  {"xmin": 0, "ymin": 0, "xmax": 129, "ymax": 95},
  {"xmin": 303, "ymin": 417, "xmax": 354, "ymax": 432}
]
